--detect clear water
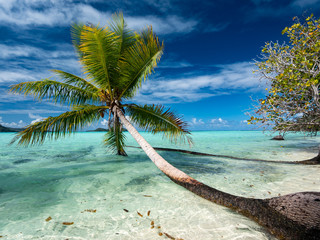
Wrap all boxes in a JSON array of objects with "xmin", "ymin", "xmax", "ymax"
[{"xmin": 1, "ymin": 131, "xmax": 320, "ymax": 240}]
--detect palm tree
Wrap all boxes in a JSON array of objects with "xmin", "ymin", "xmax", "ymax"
[
  {"xmin": 10, "ymin": 13, "xmax": 191, "ymax": 156},
  {"xmin": 10, "ymin": 13, "xmax": 320, "ymax": 240}
]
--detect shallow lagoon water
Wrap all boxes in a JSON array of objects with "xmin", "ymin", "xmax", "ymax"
[{"xmin": 1, "ymin": 131, "xmax": 320, "ymax": 239}]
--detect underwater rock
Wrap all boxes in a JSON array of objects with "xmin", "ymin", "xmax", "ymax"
[
  {"xmin": 272, "ymin": 135, "xmax": 285, "ymax": 140},
  {"xmin": 13, "ymin": 159, "xmax": 33, "ymax": 164}
]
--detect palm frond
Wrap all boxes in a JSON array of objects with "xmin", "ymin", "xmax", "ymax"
[
  {"xmin": 108, "ymin": 12, "xmax": 137, "ymax": 94},
  {"xmin": 71, "ymin": 23, "xmax": 85, "ymax": 56},
  {"xmin": 126, "ymin": 104, "xmax": 192, "ymax": 144},
  {"xmin": 11, "ymin": 105, "xmax": 108, "ymax": 146},
  {"xmin": 51, "ymin": 69, "xmax": 99, "ymax": 93},
  {"xmin": 118, "ymin": 27, "xmax": 163, "ymax": 99},
  {"xmin": 109, "ymin": 12, "xmax": 136, "ymax": 57},
  {"xmin": 76, "ymin": 24, "xmax": 119, "ymax": 93},
  {"xmin": 10, "ymin": 79, "xmax": 100, "ymax": 105},
  {"xmin": 104, "ymin": 124, "xmax": 127, "ymax": 155}
]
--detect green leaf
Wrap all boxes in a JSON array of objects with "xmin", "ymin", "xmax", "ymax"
[
  {"xmin": 118, "ymin": 27, "xmax": 164, "ymax": 99},
  {"xmin": 74, "ymin": 24, "xmax": 119, "ymax": 94},
  {"xmin": 104, "ymin": 123, "xmax": 127, "ymax": 155},
  {"xmin": 11, "ymin": 105, "xmax": 108, "ymax": 146},
  {"xmin": 51, "ymin": 69, "xmax": 99, "ymax": 93},
  {"xmin": 126, "ymin": 104, "xmax": 192, "ymax": 144},
  {"xmin": 10, "ymin": 79, "xmax": 100, "ymax": 105}
]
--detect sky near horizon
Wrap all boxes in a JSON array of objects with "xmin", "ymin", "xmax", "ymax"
[{"xmin": 1, "ymin": 0, "xmax": 320, "ymax": 131}]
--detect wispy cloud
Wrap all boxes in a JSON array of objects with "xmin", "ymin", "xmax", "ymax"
[
  {"xmin": 0, "ymin": 116, "xmax": 26, "ymax": 128},
  {"xmin": 28, "ymin": 113, "xmax": 44, "ymax": 124},
  {"xmin": 292, "ymin": 0, "xmax": 320, "ymax": 8},
  {"xmin": 0, "ymin": 0, "xmax": 199, "ymax": 35},
  {"xmin": 158, "ymin": 57, "xmax": 193, "ymax": 69},
  {"xmin": 134, "ymin": 62, "xmax": 261, "ymax": 104},
  {"xmin": 188, "ymin": 117, "xmax": 230, "ymax": 130},
  {"xmin": 126, "ymin": 15, "xmax": 197, "ymax": 34},
  {"xmin": 0, "ymin": 71, "xmax": 36, "ymax": 83},
  {"xmin": 247, "ymin": 0, "xmax": 320, "ymax": 20},
  {"xmin": 101, "ymin": 119, "xmax": 108, "ymax": 126},
  {"xmin": 0, "ymin": 1, "xmax": 107, "ymax": 27},
  {"xmin": 0, "ymin": 44, "xmax": 80, "ymax": 85},
  {"xmin": 0, "ymin": 109, "xmax": 63, "ymax": 114},
  {"xmin": 0, "ymin": 44, "xmax": 74, "ymax": 59},
  {"xmin": 139, "ymin": 0, "xmax": 172, "ymax": 13},
  {"xmin": 0, "ymin": 88, "xmax": 34, "ymax": 102},
  {"xmin": 210, "ymin": 118, "xmax": 228, "ymax": 125},
  {"xmin": 203, "ymin": 22, "xmax": 230, "ymax": 33},
  {"xmin": 190, "ymin": 118, "xmax": 205, "ymax": 126}
]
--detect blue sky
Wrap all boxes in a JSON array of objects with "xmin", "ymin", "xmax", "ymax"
[{"xmin": 1, "ymin": 0, "xmax": 320, "ymax": 131}]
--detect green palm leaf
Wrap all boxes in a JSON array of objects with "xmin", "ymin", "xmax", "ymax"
[
  {"xmin": 11, "ymin": 105, "xmax": 108, "ymax": 146},
  {"xmin": 109, "ymin": 12, "xmax": 136, "ymax": 57},
  {"xmin": 108, "ymin": 13, "xmax": 137, "ymax": 94},
  {"xmin": 75, "ymin": 24, "xmax": 119, "ymax": 94},
  {"xmin": 104, "ymin": 124, "xmax": 127, "ymax": 155},
  {"xmin": 118, "ymin": 27, "xmax": 163, "ymax": 99},
  {"xmin": 10, "ymin": 79, "xmax": 100, "ymax": 105},
  {"xmin": 52, "ymin": 69, "xmax": 99, "ymax": 93},
  {"xmin": 71, "ymin": 23, "xmax": 85, "ymax": 57},
  {"xmin": 126, "ymin": 104, "xmax": 192, "ymax": 144}
]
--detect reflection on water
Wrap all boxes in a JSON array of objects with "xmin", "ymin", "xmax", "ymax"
[{"xmin": 0, "ymin": 131, "xmax": 320, "ymax": 239}]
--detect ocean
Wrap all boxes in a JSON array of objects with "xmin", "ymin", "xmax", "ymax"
[{"xmin": 1, "ymin": 131, "xmax": 320, "ymax": 239}]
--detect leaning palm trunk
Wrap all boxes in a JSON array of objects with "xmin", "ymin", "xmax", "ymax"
[
  {"xmin": 131, "ymin": 146, "xmax": 320, "ymax": 165},
  {"xmin": 115, "ymin": 105, "xmax": 320, "ymax": 240}
]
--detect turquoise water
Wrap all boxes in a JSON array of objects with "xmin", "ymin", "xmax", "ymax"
[{"xmin": 1, "ymin": 131, "xmax": 320, "ymax": 239}]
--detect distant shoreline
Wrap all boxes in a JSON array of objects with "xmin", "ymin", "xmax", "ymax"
[
  {"xmin": 86, "ymin": 128, "xmax": 109, "ymax": 132},
  {"xmin": 0, "ymin": 124, "xmax": 24, "ymax": 132}
]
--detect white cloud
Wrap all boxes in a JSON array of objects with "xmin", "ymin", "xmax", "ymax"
[
  {"xmin": 30, "ymin": 119, "xmax": 41, "ymax": 124},
  {"xmin": 28, "ymin": 113, "xmax": 42, "ymax": 119},
  {"xmin": 0, "ymin": 116, "xmax": 26, "ymax": 127},
  {"xmin": 188, "ymin": 117, "xmax": 233, "ymax": 129},
  {"xmin": 28, "ymin": 112, "xmax": 44, "ymax": 124},
  {"xmin": 101, "ymin": 119, "xmax": 108, "ymax": 126},
  {"xmin": 190, "ymin": 118, "xmax": 204, "ymax": 125},
  {"xmin": 0, "ymin": 1, "xmax": 198, "ymax": 35},
  {"xmin": 0, "ymin": 88, "xmax": 34, "ymax": 102},
  {"xmin": 0, "ymin": 44, "xmax": 74, "ymax": 59},
  {"xmin": 158, "ymin": 58, "xmax": 193, "ymax": 69},
  {"xmin": 0, "ymin": 43, "xmax": 81, "ymax": 85},
  {"xmin": 295, "ymin": 112, "xmax": 303, "ymax": 118},
  {"xmin": 0, "ymin": 1, "xmax": 97, "ymax": 27},
  {"xmin": 0, "ymin": 0, "xmax": 15, "ymax": 11},
  {"xmin": 0, "ymin": 109, "xmax": 63, "ymax": 114},
  {"xmin": 292, "ymin": 0, "xmax": 320, "ymax": 7},
  {"xmin": 134, "ymin": 61, "xmax": 261, "ymax": 104},
  {"xmin": 0, "ymin": 44, "xmax": 37, "ymax": 58},
  {"xmin": 211, "ymin": 118, "xmax": 228, "ymax": 125},
  {"xmin": 126, "ymin": 15, "xmax": 197, "ymax": 34},
  {"xmin": 0, "ymin": 71, "xmax": 36, "ymax": 83},
  {"xmin": 247, "ymin": 0, "xmax": 320, "ymax": 20}
]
